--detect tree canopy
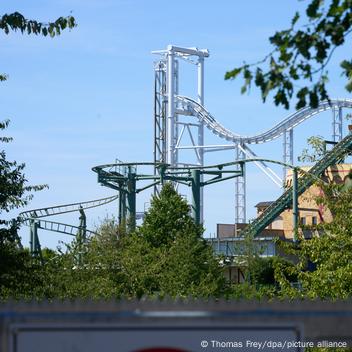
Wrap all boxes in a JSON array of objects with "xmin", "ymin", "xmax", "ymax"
[
  {"xmin": 225, "ymin": 0, "xmax": 352, "ymax": 110},
  {"xmin": 118, "ymin": 183, "xmax": 225, "ymax": 298},
  {"xmin": 274, "ymin": 176, "xmax": 352, "ymax": 299},
  {"xmin": 0, "ymin": 120, "xmax": 48, "ymax": 299},
  {"xmin": 0, "ymin": 10, "xmax": 76, "ymax": 299},
  {"xmin": 12, "ymin": 184, "xmax": 225, "ymax": 300},
  {"xmin": 0, "ymin": 12, "xmax": 75, "ymax": 36}
]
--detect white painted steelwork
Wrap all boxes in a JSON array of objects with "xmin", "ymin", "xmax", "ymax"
[
  {"xmin": 153, "ymin": 45, "xmax": 352, "ymax": 225},
  {"xmin": 177, "ymin": 96, "xmax": 352, "ymax": 144},
  {"xmin": 235, "ymin": 144, "xmax": 246, "ymax": 223},
  {"xmin": 332, "ymin": 106, "xmax": 343, "ymax": 142},
  {"xmin": 153, "ymin": 45, "xmax": 209, "ymax": 222}
]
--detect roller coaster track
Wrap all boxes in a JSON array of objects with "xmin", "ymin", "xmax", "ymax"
[
  {"xmin": 21, "ymin": 218, "xmax": 98, "ymax": 237},
  {"xmin": 19, "ymin": 195, "xmax": 118, "ymax": 237},
  {"xmin": 19, "ymin": 195, "xmax": 118, "ymax": 220},
  {"xmin": 240, "ymin": 132, "xmax": 352, "ymax": 237},
  {"xmin": 177, "ymin": 96, "xmax": 352, "ymax": 144}
]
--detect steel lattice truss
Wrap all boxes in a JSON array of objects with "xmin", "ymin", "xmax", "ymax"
[{"xmin": 153, "ymin": 45, "xmax": 352, "ymax": 224}]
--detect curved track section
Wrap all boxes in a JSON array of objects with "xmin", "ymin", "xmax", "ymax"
[
  {"xmin": 177, "ymin": 96, "xmax": 352, "ymax": 144},
  {"xmin": 19, "ymin": 195, "xmax": 118, "ymax": 220},
  {"xmin": 242, "ymin": 132, "xmax": 352, "ymax": 237},
  {"xmin": 19, "ymin": 195, "xmax": 118, "ymax": 238},
  {"xmin": 21, "ymin": 218, "xmax": 98, "ymax": 237}
]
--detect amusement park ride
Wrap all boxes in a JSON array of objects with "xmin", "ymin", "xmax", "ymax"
[{"xmin": 19, "ymin": 45, "xmax": 352, "ymax": 257}]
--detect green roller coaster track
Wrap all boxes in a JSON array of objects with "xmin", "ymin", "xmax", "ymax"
[
  {"xmin": 19, "ymin": 132, "xmax": 352, "ymax": 259},
  {"xmin": 241, "ymin": 132, "xmax": 352, "ymax": 238},
  {"xmin": 92, "ymin": 162, "xmax": 244, "ymax": 232},
  {"xmin": 19, "ymin": 195, "xmax": 118, "ymax": 259}
]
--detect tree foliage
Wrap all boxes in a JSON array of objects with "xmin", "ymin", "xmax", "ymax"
[
  {"xmin": 225, "ymin": 0, "xmax": 352, "ymax": 109},
  {"xmin": 0, "ymin": 120, "xmax": 48, "ymax": 299},
  {"xmin": 38, "ymin": 220, "xmax": 125, "ymax": 299},
  {"xmin": 274, "ymin": 181, "xmax": 352, "ymax": 299},
  {"xmin": 0, "ymin": 10, "xmax": 75, "ymax": 299},
  {"xmin": 0, "ymin": 11, "xmax": 75, "ymax": 36},
  {"xmin": 298, "ymin": 135, "xmax": 327, "ymax": 162},
  {"xmin": 0, "ymin": 120, "xmax": 47, "ymax": 217},
  {"xmin": 118, "ymin": 183, "xmax": 226, "ymax": 298},
  {"xmin": 22, "ymin": 185, "xmax": 225, "ymax": 300}
]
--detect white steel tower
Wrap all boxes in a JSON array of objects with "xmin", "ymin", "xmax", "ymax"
[
  {"xmin": 152, "ymin": 45, "xmax": 209, "ymax": 223},
  {"xmin": 152, "ymin": 45, "xmax": 349, "ymax": 228}
]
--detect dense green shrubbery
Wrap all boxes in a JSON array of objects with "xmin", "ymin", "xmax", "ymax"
[{"xmin": 2, "ymin": 180, "xmax": 352, "ymax": 300}]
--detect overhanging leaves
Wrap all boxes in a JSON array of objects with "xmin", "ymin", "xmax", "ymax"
[
  {"xmin": 0, "ymin": 12, "xmax": 76, "ymax": 37},
  {"xmin": 225, "ymin": 0, "xmax": 352, "ymax": 109}
]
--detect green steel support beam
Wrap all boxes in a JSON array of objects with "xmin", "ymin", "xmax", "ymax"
[
  {"xmin": 29, "ymin": 219, "xmax": 42, "ymax": 259},
  {"xmin": 136, "ymin": 181, "xmax": 160, "ymax": 193},
  {"xmin": 118, "ymin": 188, "xmax": 123, "ymax": 225},
  {"xmin": 30, "ymin": 219, "xmax": 38, "ymax": 254},
  {"xmin": 126, "ymin": 166, "xmax": 137, "ymax": 233},
  {"xmin": 202, "ymin": 170, "xmax": 242, "ymax": 175},
  {"xmin": 191, "ymin": 169, "xmax": 201, "ymax": 225},
  {"xmin": 29, "ymin": 219, "xmax": 34, "ymax": 254},
  {"xmin": 78, "ymin": 206, "xmax": 87, "ymax": 242},
  {"xmin": 159, "ymin": 164, "xmax": 166, "ymax": 185},
  {"xmin": 164, "ymin": 176, "xmax": 191, "ymax": 182},
  {"xmin": 135, "ymin": 175, "xmax": 160, "ymax": 181},
  {"xmin": 118, "ymin": 183, "xmax": 126, "ymax": 226},
  {"xmin": 201, "ymin": 173, "xmax": 242, "ymax": 187},
  {"xmin": 77, "ymin": 206, "xmax": 87, "ymax": 266}
]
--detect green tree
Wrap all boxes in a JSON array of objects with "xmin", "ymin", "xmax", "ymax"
[
  {"xmin": 249, "ymin": 257, "xmax": 277, "ymax": 286},
  {"xmin": 119, "ymin": 183, "xmax": 226, "ymax": 298},
  {"xmin": 0, "ymin": 11, "xmax": 75, "ymax": 36},
  {"xmin": 0, "ymin": 120, "xmax": 48, "ymax": 299},
  {"xmin": 298, "ymin": 136, "xmax": 326, "ymax": 163},
  {"xmin": 225, "ymin": 0, "xmax": 352, "ymax": 109},
  {"xmin": 274, "ymin": 181, "xmax": 352, "ymax": 299},
  {"xmin": 41, "ymin": 219, "xmax": 125, "ymax": 299},
  {"xmin": 0, "ymin": 11, "xmax": 76, "ymax": 299},
  {"xmin": 42, "ymin": 185, "xmax": 226, "ymax": 300}
]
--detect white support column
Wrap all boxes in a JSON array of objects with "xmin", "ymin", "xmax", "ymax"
[
  {"xmin": 174, "ymin": 60, "xmax": 179, "ymax": 166},
  {"xmin": 167, "ymin": 47, "xmax": 175, "ymax": 165},
  {"xmin": 332, "ymin": 106, "xmax": 343, "ymax": 142},
  {"xmin": 198, "ymin": 56, "xmax": 205, "ymax": 223},
  {"xmin": 283, "ymin": 129, "xmax": 293, "ymax": 183},
  {"xmin": 235, "ymin": 144, "xmax": 246, "ymax": 225}
]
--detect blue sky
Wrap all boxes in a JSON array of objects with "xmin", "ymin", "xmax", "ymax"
[{"xmin": 2, "ymin": 1, "xmax": 351, "ymax": 248}]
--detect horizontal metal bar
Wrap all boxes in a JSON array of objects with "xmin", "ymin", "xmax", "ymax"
[
  {"xmin": 164, "ymin": 175, "xmax": 192, "ymax": 182},
  {"xmin": 175, "ymin": 109, "xmax": 193, "ymax": 116},
  {"xmin": 202, "ymin": 170, "xmax": 241, "ymax": 175},
  {"xmin": 202, "ymin": 174, "xmax": 242, "ymax": 187},
  {"xmin": 176, "ymin": 144, "xmax": 237, "ymax": 150},
  {"xmin": 136, "ymin": 181, "xmax": 160, "ymax": 193},
  {"xmin": 135, "ymin": 175, "xmax": 159, "ymax": 181}
]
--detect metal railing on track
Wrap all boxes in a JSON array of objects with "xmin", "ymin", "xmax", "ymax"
[
  {"xmin": 177, "ymin": 96, "xmax": 352, "ymax": 144},
  {"xmin": 241, "ymin": 133, "xmax": 352, "ymax": 237}
]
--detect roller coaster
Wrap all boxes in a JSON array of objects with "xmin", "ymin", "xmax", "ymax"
[
  {"xmin": 18, "ymin": 195, "xmax": 118, "ymax": 257},
  {"xmin": 19, "ymin": 45, "xmax": 352, "ymax": 256},
  {"xmin": 152, "ymin": 45, "xmax": 352, "ymax": 223}
]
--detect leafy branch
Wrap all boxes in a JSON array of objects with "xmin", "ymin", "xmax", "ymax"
[
  {"xmin": 225, "ymin": 0, "xmax": 352, "ymax": 109},
  {"xmin": 0, "ymin": 12, "xmax": 76, "ymax": 37}
]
